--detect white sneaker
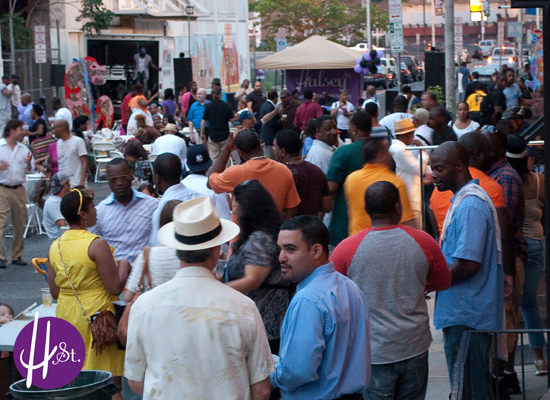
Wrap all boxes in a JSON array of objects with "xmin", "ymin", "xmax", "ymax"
[{"xmin": 535, "ymin": 359, "xmax": 548, "ymax": 376}]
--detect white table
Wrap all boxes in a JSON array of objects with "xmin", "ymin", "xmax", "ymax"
[{"xmin": 0, "ymin": 303, "xmax": 57, "ymax": 351}]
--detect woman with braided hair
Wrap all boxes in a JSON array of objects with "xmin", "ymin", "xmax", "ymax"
[{"xmin": 46, "ymin": 188, "xmax": 130, "ymax": 399}]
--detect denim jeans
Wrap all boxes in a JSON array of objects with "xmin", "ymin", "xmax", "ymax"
[
  {"xmin": 364, "ymin": 351, "xmax": 428, "ymax": 400},
  {"xmin": 521, "ymin": 237, "xmax": 547, "ymax": 349},
  {"xmin": 443, "ymin": 325, "xmax": 493, "ymax": 400},
  {"xmin": 136, "ymin": 71, "xmax": 148, "ymax": 92}
]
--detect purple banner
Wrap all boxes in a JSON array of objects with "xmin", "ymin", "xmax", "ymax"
[{"xmin": 286, "ymin": 69, "xmax": 363, "ymax": 107}]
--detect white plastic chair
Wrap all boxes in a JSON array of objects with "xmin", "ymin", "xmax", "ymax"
[
  {"xmin": 23, "ymin": 177, "xmax": 45, "ymax": 237},
  {"xmin": 92, "ymin": 142, "xmax": 123, "ymax": 183},
  {"xmin": 148, "ymin": 153, "xmax": 159, "ymax": 163}
]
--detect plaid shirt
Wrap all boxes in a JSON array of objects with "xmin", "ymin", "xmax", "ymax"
[{"xmin": 488, "ymin": 159, "xmax": 527, "ymax": 262}]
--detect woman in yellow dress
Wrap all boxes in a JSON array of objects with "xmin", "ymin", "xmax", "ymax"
[{"xmin": 47, "ymin": 188, "xmax": 129, "ymax": 399}]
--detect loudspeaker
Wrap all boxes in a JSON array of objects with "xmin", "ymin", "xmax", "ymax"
[
  {"xmin": 173, "ymin": 58, "xmax": 193, "ymax": 90},
  {"xmin": 424, "ymin": 52, "xmax": 445, "ymax": 96},
  {"xmin": 50, "ymin": 64, "xmax": 66, "ymax": 87}
]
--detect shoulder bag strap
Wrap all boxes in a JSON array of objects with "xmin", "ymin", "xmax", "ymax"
[
  {"xmin": 415, "ymin": 134, "xmax": 432, "ymax": 146},
  {"xmin": 57, "ymin": 238, "xmax": 91, "ymax": 325}
]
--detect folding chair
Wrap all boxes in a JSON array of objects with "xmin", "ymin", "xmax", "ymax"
[
  {"xmin": 92, "ymin": 142, "xmax": 123, "ymax": 183},
  {"xmin": 32, "ymin": 258, "xmax": 49, "ymax": 282}
]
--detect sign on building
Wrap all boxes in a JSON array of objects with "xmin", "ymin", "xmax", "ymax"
[
  {"xmin": 224, "ymin": 23, "xmax": 233, "ymax": 49},
  {"xmin": 276, "ymin": 38, "xmax": 287, "ymax": 52},
  {"xmin": 34, "ymin": 25, "xmax": 47, "ymax": 64},
  {"xmin": 507, "ymin": 22, "xmax": 523, "ymax": 38}
]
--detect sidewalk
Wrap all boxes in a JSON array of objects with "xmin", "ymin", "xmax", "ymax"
[{"xmin": 426, "ymin": 297, "xmax": 550, "ymax": 400}]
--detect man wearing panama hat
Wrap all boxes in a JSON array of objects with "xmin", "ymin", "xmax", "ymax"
[
  {"xmin": 124, "ymin": 197, "xmax": 274, "ymax": 399},
  {"xmin": 389, "ymin": 118, "xmax": 425, "ymax": 228}
]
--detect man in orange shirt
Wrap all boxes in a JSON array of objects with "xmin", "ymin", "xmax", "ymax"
[
  {"xmin": 429, "ymin": 131, "xmax": 515, "ymax": 289},
  {"xmin": 208, "ymin": 130, "xmax": 301, "ymax": 220},
  {"xmin": 344, "ymin": 137, "xmax": 416, "ymax": 235}
]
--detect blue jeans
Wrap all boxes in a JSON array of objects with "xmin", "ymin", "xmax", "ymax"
[
  {"xmin": 443, "ymin": 325, "xmax": 493, "ymax": 400},
  {"xmin": 521, "ymin": 237, "xmax": 547, "ymax": 349},
  {"xmin": 364, "ymin": 351, "xmax": 428, "ymax": 400}
]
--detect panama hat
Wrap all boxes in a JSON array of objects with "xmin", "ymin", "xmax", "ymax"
[
  {"xmin": 157, "ymin": 197, "xmax": 240, "ymax": 251},
  {"xmin": 394, "ymin": 119, "xmax": 416, "ymax": 135},
  {"xmin": 164, "ymin": 123, "xmax": 178, "ymax": 133}
]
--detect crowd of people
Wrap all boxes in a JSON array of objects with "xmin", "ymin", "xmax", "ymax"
[{"xmin": 0, "ymin": 65, "xmax": 546, "ymax": 400}]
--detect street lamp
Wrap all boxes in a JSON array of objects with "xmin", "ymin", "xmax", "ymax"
[{"xmin": 186, "ymin": 6, "xmax": 194, "ymax": 57}]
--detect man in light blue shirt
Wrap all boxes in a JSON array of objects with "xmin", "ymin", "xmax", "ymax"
[
  {"xmin": 187, "ymin": 88, "xmax": 209, "ymax": 136},
  {"xmin": 148, "ymin": 153, "xmax": 201, "ymax": 246},
  {"xmin": 273, "ymin": 215, "xmax": 370, "ymax": 400},
  {"xmin": 431, "ymin": 142, "xmax": 503, "ymax": 399},
  {"xmin": 89, "ymin": 158, "xmax": 158, "ymax": 264}
]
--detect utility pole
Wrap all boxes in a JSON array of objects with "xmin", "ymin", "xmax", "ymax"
[
  {"xmin": 444, "ymin": 0, "xmax": 455, "ymax": 110},
  {"xmin": 431, "ymin": 0, "xmax": 436, "ymax": 47},
  {"xmin": 518, "ymin": 8, "xmax": 523, "ymax": 72},
  {"xmin": 366, "ymin": 0, "xmax": 372, "ymax": 48},
  {"xmin": 8, "ymin": 0, "xmax": 17, "ymax": 74}
]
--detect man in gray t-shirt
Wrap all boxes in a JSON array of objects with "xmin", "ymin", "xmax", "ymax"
[{"xmin": 43, "ymin": 173, "xmax": 70, "ymax": 239}]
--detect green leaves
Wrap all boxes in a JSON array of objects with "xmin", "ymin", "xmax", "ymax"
[
  {"xmin": 250, "ymin": 0, "xmax": 389, "ymax": 46},
  {"xmin": 76, "ymin": 0, "xmax": 115, "ymax": 35},
  {"xmin": 0, "ymin": 14, "xmax": 32, "ymax": 50}
]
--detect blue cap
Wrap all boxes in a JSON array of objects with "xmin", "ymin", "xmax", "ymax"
[
  {"xmin": 238, "ymin": 110, "xmax": 256, "ymax": 123},
  {"xmin": 187, "ymin": 145, "xmax": 212, "ymax": 172}
]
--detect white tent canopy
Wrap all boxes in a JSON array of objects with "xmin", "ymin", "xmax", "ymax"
[{"xmin": 256, "ymin": 35, "xmax": 363, "ymax": 70}]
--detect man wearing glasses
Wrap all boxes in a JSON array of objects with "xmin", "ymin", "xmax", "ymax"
[{"xmin": 89, "ymin": 158, "xmax": 158, "ymax": 265}]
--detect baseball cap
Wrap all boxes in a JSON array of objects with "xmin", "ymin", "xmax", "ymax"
[
  {"xmin": 139, "ymin": 47, "xmax": 147, "ymax": 54},
  {"xmin": 238, "ymin": 110, "xmax": 256, "ymax": 123},
  {"xmin": 187, "ymin": 145, "xmax": 212, "ymax": 172},
  {"xmin": 50, "ymin": 173, "xmax": 70, "ymax": 194},
  {"xmin": 1, "ymin": 76, "xmax": 9, "ymax": 80},
  {"xmin": 211, "ymin": 78, "xmax": 221, "ymax": 86}
]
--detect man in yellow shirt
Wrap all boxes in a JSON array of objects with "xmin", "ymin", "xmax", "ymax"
[{"xmin": 344, "ymin": 137, "xmax": 416, "ymax": 236}]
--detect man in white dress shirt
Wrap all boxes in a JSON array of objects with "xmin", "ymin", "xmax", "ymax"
[
  {"xmin": 151, "ymin": 123, "xmax": 187, "ymax": 170},
  {"xmin": 52, "ymin": 97, "xmax": 73, "ymax": 131},
  {"xmin": 125, "ymin": 197, "xmax": 274, "ymax": 399},
  {"xmin": 0, "ymin": 119, "xmax": 34, "ymax": 268},
  {"xmin": 389, "ymin": 119, "xmax": 426, "ymax": 229},
  {"xmin": 149, "ymin": 153, "xmax": 201, "ymax": 246}
]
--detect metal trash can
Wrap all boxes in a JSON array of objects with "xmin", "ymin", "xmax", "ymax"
[{"xmin": 7, "ymin": 370, "xmax": 119, "ymax": 399}]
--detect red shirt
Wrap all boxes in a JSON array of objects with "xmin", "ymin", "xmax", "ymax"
[
  {"xmin": 121, "ymin": 93, "xmax": 133, "ymax": 125},
  {"xmin": 293, "ymin": 100, "xmax": 323, "ymax": 131}
]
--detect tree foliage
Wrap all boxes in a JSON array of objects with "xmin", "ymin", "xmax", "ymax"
[
  {"xmin": 76, "ymin": 0, "xmax": 115, "ymax": 35},
  {"xmin": 250, "ymin": 0, "xmax": 380, "ymax": 45},
  {"xmin": 0, "ymin": 13, "xmax": 33, "ymax": 50}
]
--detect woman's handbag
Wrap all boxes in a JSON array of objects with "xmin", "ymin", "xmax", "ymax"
[
  {"xmin": 57, "ymin": 239, "xmax": 118, "ymax": 355},
  {"xmin": 117, "ymin": 246, "xmax": 152, "ymax": 346}
]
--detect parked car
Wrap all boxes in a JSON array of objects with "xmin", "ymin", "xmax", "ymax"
[
  {"xmin": 400, "ymin": 62, "xmax": 412, "ymax": 83},
  {"xmin": 478, "ymin": 39, "xmax": 496, "ymax": 57},
  {"xmin": 364, "ymin": 65, "xmax": 394, "ymax": 89},
  {"xmin": 380, "ymin": 57, "xmax": 397, "ymax": 78},
  {"xmin": 400, "ymin": 55, "xmax": 423, "ymax": 81},
  {"xmin": 471, "ymin": 66, "xmax": 499, "ymax": 83},
  {"xmin": 487, "ymin": 47, "xmax": 519, "ymax": 70},
  {"xmin": 465, "ymin": 44, "xmax": 483, "ymax": 60}
]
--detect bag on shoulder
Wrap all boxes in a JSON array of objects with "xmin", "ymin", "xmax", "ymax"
[
  {"xmin": 117, "ymin": 246, "xmax": 152, "ymax": 347},
  {"xmin": 57, "ymin": 239, "xmax": 118, "ymax": 355},
  {"xmin": 480, "ymin": 92, "xmax": 493, "ymax": 125}
]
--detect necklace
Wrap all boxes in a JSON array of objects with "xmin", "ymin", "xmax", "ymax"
[{"xmin": 249, "ymin": 156, "xmax": 266, "ymax": 160}]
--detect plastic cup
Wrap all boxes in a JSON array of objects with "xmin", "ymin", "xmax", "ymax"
[{"xmin": 41, "ymin": 288, "xmax": 53, "ymax": 306}]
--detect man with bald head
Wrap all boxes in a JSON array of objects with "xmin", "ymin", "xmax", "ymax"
[
  {"xmin": 428, "ymin": 107, "xmax": 457, "ymax": 145},
  {"xmin": 18, "ymin": 93, "xmax": 33, "ymax": 126},
  {"xmin": 332, "ymin": 181, "xmax": 450, "ymax": 399},
  {"xmin": 53, "ymin": 119, "xmax": 87, "ymax": 188},
  {"xmin": 431, "ymin": 141, "xmax": 503, "ymax": 399}
]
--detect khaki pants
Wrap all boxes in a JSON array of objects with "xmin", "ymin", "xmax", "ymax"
[
  {"xmin": 0, "ymin": 185, "xmax": 27, "ymax": 261},
  {"xmin": 505, "ymin": 257, "xmax": 525, "ymax": 351},
  {"xmin": 208, "ymin": 137, "xmax": 229, "ymax": 165}
]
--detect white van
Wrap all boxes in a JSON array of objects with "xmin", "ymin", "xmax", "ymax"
[{"xmin": 478, "ymin": 40, "xmax": 496, "ymax": 57}]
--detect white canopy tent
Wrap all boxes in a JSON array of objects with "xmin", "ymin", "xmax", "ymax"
[{"xmin": 256, "ymin": 35, "xmax": 363, "ymax": 70}]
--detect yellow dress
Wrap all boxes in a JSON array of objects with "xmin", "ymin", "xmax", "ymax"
[{"xmin": 49, "ymin": 229, "xmax": 124, "ymax": 376}]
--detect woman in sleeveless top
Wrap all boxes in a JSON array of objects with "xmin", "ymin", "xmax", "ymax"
[
  {"xmin": 47, "ymin": 189, "xmax": 130, "ymax": 398},
  {"xmin": 507, "ymin": 136, "xmax": 548, "ymax": 375}
]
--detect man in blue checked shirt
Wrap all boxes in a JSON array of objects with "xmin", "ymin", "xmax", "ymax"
[
  {"xmin": 89, "ymin": 158, "xmax": 158, "ymax": 264},
  {"xmin": 272, "ymin": 215, "xmax": 370, "ymax": 400}
]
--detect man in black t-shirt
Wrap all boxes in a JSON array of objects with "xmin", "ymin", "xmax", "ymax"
[
  {"xmin": 428, "ymin": 107, "xmax": 458, "ymax": 145},
  {"xmin": 482, "ymin": 73, "xmax": 507, "ymax": 126},
  {"xmin": 200, "ymin": 87, "xmax": 235, "ymax": 162},
  {"xmin": 246, "ymin": 81, "xmax": 266, "ymax": 115}
]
